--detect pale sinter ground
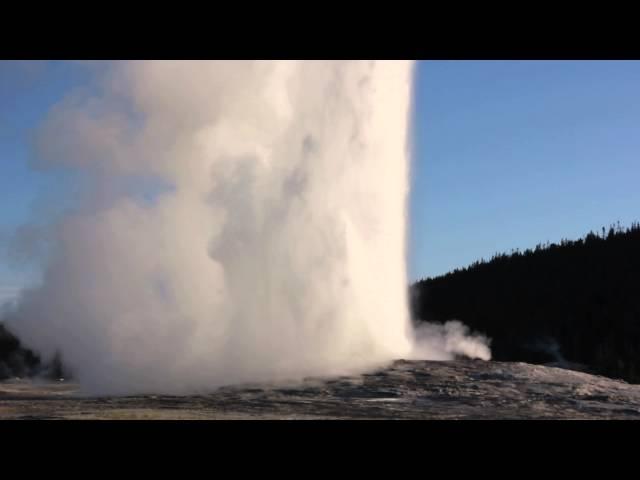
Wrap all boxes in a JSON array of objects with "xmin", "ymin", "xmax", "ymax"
[{"xmin": 2, "ymin": 359, "xmax": 640, "ymax": 419}]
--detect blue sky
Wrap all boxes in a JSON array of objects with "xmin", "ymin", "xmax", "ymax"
[
  {"xmin": 2, "ymin": 60, "xmax": 640, "ymax": 302},
  {"xmin": 0, "ymin": 62, "xmax": 88, "ymax": 302},
  {"xmin": 410, "ymin": 60, "xmax": 640, "ymax": 280}
]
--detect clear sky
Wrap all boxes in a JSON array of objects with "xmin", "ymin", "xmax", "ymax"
[
  {"xmin": 410, "ymin": 60, "xmax": 640, "ymax": 280},
  {"xmin": 2, "ymin": 60, "xmax": 640, "ymax": 302}
]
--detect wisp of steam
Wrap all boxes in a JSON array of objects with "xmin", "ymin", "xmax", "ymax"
[{"xmin": 4, "ymin": 61, "xmax": 490, "ymax": 395}]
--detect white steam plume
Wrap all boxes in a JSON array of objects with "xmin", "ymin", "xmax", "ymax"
[
  {"xmin": 410, "ymin": 320, "xmax": 491, "ymax": 361},
  {"xmin": 5, "ymin": 60, "xmax": 490, "ymax": 395}
]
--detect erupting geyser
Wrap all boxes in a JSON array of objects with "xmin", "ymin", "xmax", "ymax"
[
  {"xmin": 5, "ymin": 60, "xmax": 490, "ymax": 395},
  {"xmin": 6, "ymin": 61, "xmax": 414, "ymax": 394}
]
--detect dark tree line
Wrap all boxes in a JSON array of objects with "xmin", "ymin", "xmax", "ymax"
[
  {"xmin": 0, "ymin": 323, "xmax": 40, "ymax": 379},
  {"xmin": 411, "ymin": 222, "xmax": 640, "ymax": 383},
  {"xmin": 0, "ymin": 323, "xmax": 65, "ymax": 380}
]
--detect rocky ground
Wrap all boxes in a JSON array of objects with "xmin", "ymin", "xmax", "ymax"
[{"xmin": 1, "ymin": 359, "xmax": 640, "ymax": 419}]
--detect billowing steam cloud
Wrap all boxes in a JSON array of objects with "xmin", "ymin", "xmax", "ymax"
[{"xmin": 4, "ymin": 61, "xmax": 490, "ymax": 395}]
